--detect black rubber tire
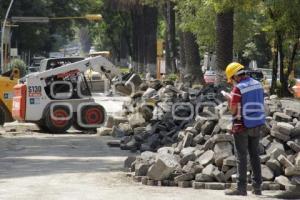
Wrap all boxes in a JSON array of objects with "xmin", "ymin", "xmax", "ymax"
[
  {"xmin": 44, "ymin": 105, "xmax": 73, "ymax": 134},
  {"xmin": 36, "ymin": 122, "xmax": 50, "ymax": 132},
  {"xmin": 0, "ymin": 105, "xmax": 5, "ymax": 126},
  {"xmin": 0, "ymin": 103, "xmax": 13, "ymax": 126},
  {"xmin": 75, "ymin": 105, "xmax": 105, "ymax": 130}
]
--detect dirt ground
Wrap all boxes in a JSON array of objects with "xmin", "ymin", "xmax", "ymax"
[{"xmin": 0, "ymin": 131, "xmax": 289, "ymax": 200}]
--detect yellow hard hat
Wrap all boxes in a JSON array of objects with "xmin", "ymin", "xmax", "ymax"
[{"xmin": 225, "ymin": 62, "xmax": 245, "ymax": 83}]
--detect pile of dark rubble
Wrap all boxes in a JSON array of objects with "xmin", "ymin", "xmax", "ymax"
[{"xmin": 105, "ymin": 78, "xmax": 300, "ymax": 192}]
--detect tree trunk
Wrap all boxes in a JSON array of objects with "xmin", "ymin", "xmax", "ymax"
[
  {"xmin": 288, "ymin": 38, "xmax": 299, "ymax": 76},
  {"xmin": 270, "ymin": 37, "xmax": 278, "ymax": 95},
  {"xmin": 144, "ymin": 6, "xmax": 158, "ymax": 76},
  {"xmin": 179, "ymin": 30, "xmax": 186, "ymax": 81},
  {"xmin": 215, "ymin": 9, "xmax": 234, "ymax": 82},
  {"xmin": 183, "ymin": 31, "xmax": 204, "ymax": 84},
  {"xmin": 164, "ymin": 1, "xmax": 176, "ymax": 73},
  {"xmin": 131, "ymin": 11, "xmax": 138, "ymax": 71}
]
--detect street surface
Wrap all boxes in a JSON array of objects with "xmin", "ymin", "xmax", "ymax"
[{"xmin": 0, "ymin": 131, "xmax": 284, "ymax": 200}]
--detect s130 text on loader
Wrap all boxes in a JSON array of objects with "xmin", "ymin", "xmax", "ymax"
[{"xmin": 12, "ymin": 56, "xmax": 121, "ymax": 133}]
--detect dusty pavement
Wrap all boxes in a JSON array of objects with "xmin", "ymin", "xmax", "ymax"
[{"xmin": 0, "ymin": 132, "xmax": 285, "ymax": 200}]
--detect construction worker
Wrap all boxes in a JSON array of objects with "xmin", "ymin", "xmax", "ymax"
[{"xmin": 224, "ymin": 62, "xmax": 265, "ymax": 196}]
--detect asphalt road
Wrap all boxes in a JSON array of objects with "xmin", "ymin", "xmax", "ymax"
[{"xmin": 0, "ymin": 132, "xmax": 287, "ymax": 200}]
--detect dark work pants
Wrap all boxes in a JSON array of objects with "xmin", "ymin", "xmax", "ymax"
[{"xmin": 234, "ymin": 126, "xmax": 263, "ymax": 192}]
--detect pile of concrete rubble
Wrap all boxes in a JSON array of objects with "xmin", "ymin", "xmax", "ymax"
[{"xmin": 106, "ymin": 78, "xmax": 300, "ymax": 192}]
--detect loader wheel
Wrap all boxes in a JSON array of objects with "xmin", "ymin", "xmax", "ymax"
[
  {"xmin": 44, "ymin": 106, "xmax": 73, "ymax": 133},
  {"xmin": 0, "ymin": 105, "xmax": 5, "ymax": 126},
  {"xmin": 75, "ymin": 105, "xmax": 105, "ymax": 131},
  {"xmin": 36, "ymin": 122, "xmax": 49, "ymax": 132},
  {"xmin": 0, "ymin": 103, "xmax": 13, "ymax": 126}
]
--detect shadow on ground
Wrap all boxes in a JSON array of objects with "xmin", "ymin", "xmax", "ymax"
[{"xmin": 0, "ymin": 134, "xmax": 134, "ymax": 179}]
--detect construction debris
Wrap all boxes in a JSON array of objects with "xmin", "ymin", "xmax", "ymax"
[{"xmin": 106, "ymin": 77, "xmax": 300, "ymax": 192}]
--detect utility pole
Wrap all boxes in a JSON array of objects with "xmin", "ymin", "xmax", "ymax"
[{"xmin": 1, "ymin": 0, "xmax": 15, "ymax": 73}]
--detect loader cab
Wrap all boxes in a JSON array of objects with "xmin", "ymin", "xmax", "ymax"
[{"xmin": 39, "ymin": 57, "xmax": 85, "ymax": 72}]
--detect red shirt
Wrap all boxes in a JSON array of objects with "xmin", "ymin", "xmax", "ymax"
[{"xmin": 230, "ymin": 86, "xmax": 245, "ymax": 134}]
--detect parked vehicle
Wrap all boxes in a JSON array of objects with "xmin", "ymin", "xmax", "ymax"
[{"xmin": 203, "ymin": 70, "xmax": 217, "ymax": 84}]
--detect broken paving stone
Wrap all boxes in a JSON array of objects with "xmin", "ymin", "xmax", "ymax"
[
  {"xmin": 212, "ymin": 168, "xmax": 225, "ymax": 183},
  {"xmin": 180, "ymin": 153, "xmax": 196, "ymax": 166},
  {"xmin": 180, "ymin": 147, "xmax": 196, "ymax": 157},
  {"xmin": 287, "ymin": 141, "xmax": 300, "ymax": 153},
  {"xmin": 203, "ymin": 139, "xmax": 214, "ymax": 151},
  {"xmin": 296, "ymin": 153, "xmax": 300, "ymax": 166},
  {"xmin": 261, "ymin": 165, "xmax": 275, "ymax": 181},
  {"xmin": 185, "ymin": 127, "xmax": 198, "ymax": 136},
  {"xmin": 178, "ymin": 181, "xmax": 192, "ymax": 188},
  {"xmin": 147, "ymin": 179, "xmax": 158, "ymax": 186},
  {"xmin": 157, "ymin": 147, "xmax": 175, "ymax": 155},
  {"xmin": 111, "ymin": 126, "xmax": 125, "ymax": 138},
  {"xmin": 97, "ymin": 127, "xmax": 112, "ymax": 136},
  {"xmin": 128, "ymin": 113, "xmax": 146, "ymax": 128},
  {"xmin": 291, "ymin": 176, "xmax": 300, "ymax": 185},
  {"xmin": 284, "ymin": 184, "xmax": 300, "ymax": 192},
  {"xmin": 273, "ymin": 112, "xmax": 292, "ymax": 122},
  {"xmin": 224, "ymin": 167, "xmax": 237, "ymax": 182},
  {"xmin": 285, "ymin": 108, "xmax": 300, "ymax": 118},
  {"xmin": 124, "ymin": 157, "xmax": 136, "ymax": 169},
  {"xmin": 266, "ymin": 141, "xmax": 285, "ymax": 155},
  {"xmin": 182, "ymin": 132, "xmax": 194, "ymax": 148},
  {"xmin": 182, "ymin": 161, "xmax": 199, "ymax": 174},
  {"xmin": 197, "ymin": 150, "xmax": 214, "ymax": 166},
  {"xmin": 275, "ymin": 175, "xmax": 293, "ymax": 189},
  {"xmin": 135, "ymin": 163, "xmax": 151, "ymax": 176},
  {"xmin": 285, "ymin": 166, "xmax": 300, "ymax": 176},
  {"xmin": 271, "ymin": 128, "xmax": 290, "ymax": 142},
  {"xmin": 193, "ymin": 134, "xmax": 204, "ymax": 145},
  {"xmin": 194, "ymin": 149, "xmax": 204, "ymax": 157},
  {"xmin": 212, "ymin": 134, "xmax": 233, "ymax": 144},
  {"xmin": 269, "ymin": 183, "xmax": 281, "ymax": 190},
  {"xmin": 212, "ymin": 125, "xmax": 221, "ymax": 135},
  {"xmin": 201, "ymin": 121, "xmax": 216, "ymax": 135},
  {"xmin": 260, "ymin": 155, "xmax": 271, "ymax": 164},
  {"xmin": 195, "ymin": 173, "xmax": 214, "ymax": 182},
  {"xmin": 194, "ymin": 120, "xmax": 205, "ymax": 133},
  {"xmin": 261, "ymin": 136, "xmax": 271, "ymax": 148},
  {"xmin": 291, "ymin": 127, "xmax": 300, "ymax": 138},
  {"xmin": 278, "ymin": 155, "xmax": 294, "ymax": 169},
  {"xmin": 221, "ymin": 165, "xmax": 230, "ymax": 172},
  {"xmin": 204, "ymin": 182, "xmax": 225, "ymax": 190},
  {"xmin": 147, "ymin": 154, "xmax": 179, "ymax": 181},
  {"xmin": 174, "ymin": 173, "xmax": 194, "ymax": 183},
  {"xmin": 223, "ymin": 155, "xmax": 236, "ymax": 167},
  {"xmin": 266, "ymin": 159, "xmax": 282, "ymax": 176},
  {"xmin": 192, "ymin": 181, "xmax": 205, "ymax": 189},
  {"xmin": 202, "ymin": 164, "xmax": 217, "ymax": 177},
  {"xmin": 275, "ymin": 122, "xmax": 294, "ymax": 135},
  {"xmin": 270, "ymin": 147, "xmax": 286, "ymax": 160},
  {"xmin": 133, "ymin": 127, "xmax": 146, "ymax": 135},
  {"xmin": 218, "ymin": 116, "xmax": 232, "ymax": 131},
  {"xmin": 213, "ymin": 142, "xmax": 233, "ymax": 167}
]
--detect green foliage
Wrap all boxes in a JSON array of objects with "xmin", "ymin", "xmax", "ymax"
[
  {"xmin": 166, "ymin": 73, "xmax": 178, "ymax": 81},
  {"xmin": 7, "ymin": 59, "xmax": 27, "ymax": 77},
  {"xmin": 0, "ymin": 0, "xmax": 104, "ymax": 56}
]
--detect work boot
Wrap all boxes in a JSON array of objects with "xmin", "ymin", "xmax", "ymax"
[
  {"xmin": 252, "ymin": 189, "xmax": 262, "ymax": 195},
  {"xmin": 225, "ymin": 189, "xmax": 247, "ymax": 196}
]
